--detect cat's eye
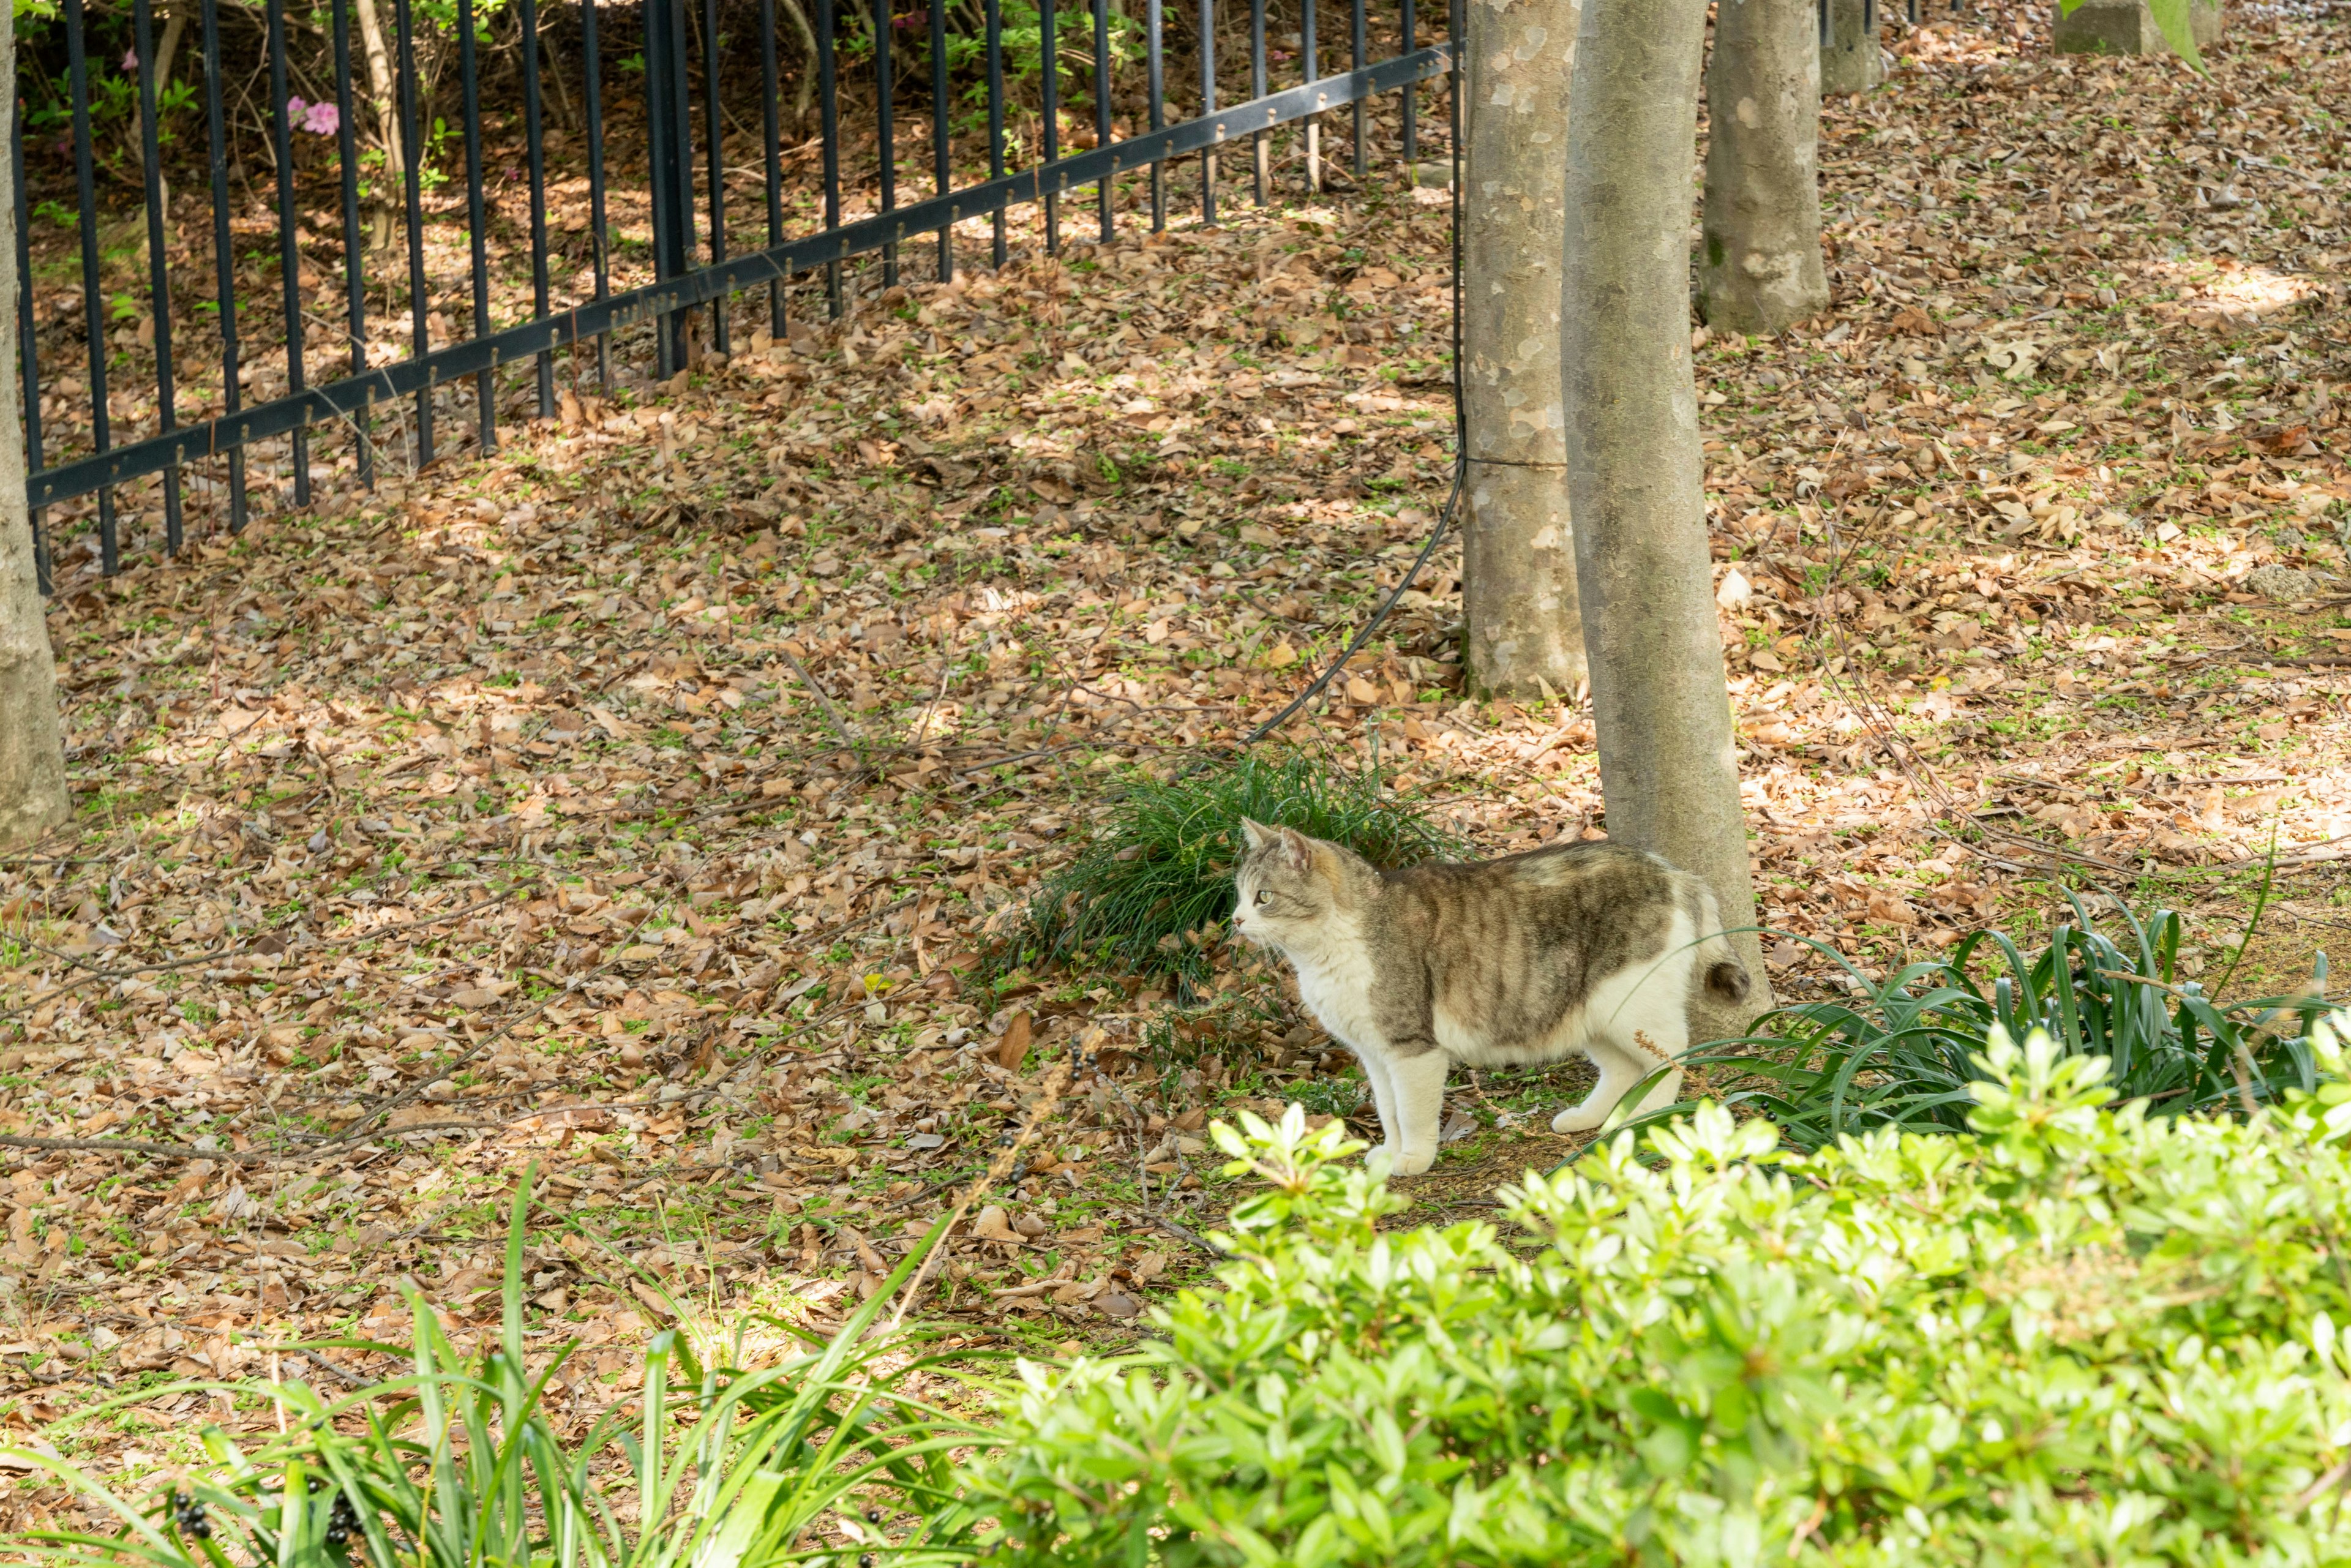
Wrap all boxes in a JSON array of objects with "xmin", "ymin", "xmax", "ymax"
[{"xmin": 1254, "ymin": 889, "xmax": 1271, "ymax": 906}]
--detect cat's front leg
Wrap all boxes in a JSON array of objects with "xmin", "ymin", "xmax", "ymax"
[
  {"xmin": 1382, "ymin": 1047, "xmax": 1450, "ymax": 1176},
  {"xmin": 1355, "ymin": 1046, "xmax": 1403, "ymax": 1167}
]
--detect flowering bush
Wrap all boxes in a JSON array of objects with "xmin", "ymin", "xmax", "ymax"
[
  {"xmin": 283, "ymin": 97, "xmax": 340, "ymax": 136},
  {"xmin": 967, "ymin": 1020, "xmax": 2351, "ymax": 1564}
]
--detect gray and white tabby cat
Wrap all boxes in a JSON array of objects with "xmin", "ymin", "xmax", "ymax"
[{"xmin": 1231, "ymin": 820, "xmax": 1750, "ymax": 1175}]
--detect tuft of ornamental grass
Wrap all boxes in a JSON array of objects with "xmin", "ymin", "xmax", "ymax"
[
  {"xmin": 1673, "ymin": 895, "xmax": 2328, "ymax": 1150},
  {"xmin": 8, "ymin": 1166, "xmax": 993, "ymax": 1568},
  {"xmin": 996, "ymin": 752, "xmax": 1466, "ymax": 987}
]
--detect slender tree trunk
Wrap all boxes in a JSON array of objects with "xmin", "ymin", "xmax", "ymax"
[
  {"xmin": 778, "ymin": 0, "xmax": 819, "ymax": 127},
  {"xmin": 1697, "ymin": 0, "xmax": 1828, "ymax": 335},
  {"xmin": 353, "ymin": 0, "xmax": 404, "ymax": 244},
  {"xmin": 126, "ymin": 7, "xmax": 185, "ymax": 208},
  {"xmin": 1820, "ymin": 0, "xmax": 1881, "ymax": 94},
  {"xmin": 1460, "ymin": 0, "xmax": 1586, "ymax": 698},
  {"xmin": 0, "ymin": 4, "xmax": 71, "ymax": 853},
  {"xmin": 1561, "ymin": 0, "xmax": 1770, "ymax": 1023}
]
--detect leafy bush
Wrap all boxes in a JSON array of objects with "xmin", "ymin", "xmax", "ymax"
[
  {"xmin": 12, "ymin": 1171, "xmax": 990, "ymax": 1568},
  {"xmin": 999, "ymin": 753, "xmax": 1464, "ymax": 986},
  {"xmin": 966, "ymin": 1021, "xmax": 2351, "ymax": 1565},
  {"xmin": 1688, "ymin": 898, "xmax": 2328, "ymax": 1148}
]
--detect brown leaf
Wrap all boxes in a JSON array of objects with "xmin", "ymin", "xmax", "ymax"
[{"xmin": 996, "ymin": 1011, "xmax": 1033, "ymax": 1072}]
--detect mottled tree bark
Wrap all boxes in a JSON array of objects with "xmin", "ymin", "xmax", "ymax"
[
  {"xmin": 1460, "ymin": 0, "xmax": 1586, "ymax": 698},
  {"xmin": 1820, "ymin": 0, "xmax": 1883, "ymax": 94},
  {"xmin": 1697, "ymin": 0, "xmax": 1829, "ymax": 336},
  {"xmin": 1561, "ymin": 0, "xmax": 1770, "ymax": 1026},
  {"xmin": 0, "ymin": 2, "xmax": 71, "ymax": 854}
]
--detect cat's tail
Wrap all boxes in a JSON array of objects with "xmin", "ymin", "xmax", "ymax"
[{"xmin": 1685, "ymin": 879, "xmax": 1752, "ymax": 1005}]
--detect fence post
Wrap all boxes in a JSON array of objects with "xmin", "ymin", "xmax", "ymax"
[{"xmin": 644, "ymin": 0, "xmax": 695, "ymax": 375}]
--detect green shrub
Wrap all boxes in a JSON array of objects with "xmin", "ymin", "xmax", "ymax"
[
  {"xmin": 997, "ymin": 754, "xmax": 1464, "ymax": 986},
  {"xmin": 11, "ymin": 1170, "xmax": 991, "ymax": 1568},
  {"xmin": 1687, "ymin": 899, "xmax": 2328, "ymax": 1148},
  {"xmin": 964, "ymin": 1020, "xmax": 2351, "ymax": 1565}
]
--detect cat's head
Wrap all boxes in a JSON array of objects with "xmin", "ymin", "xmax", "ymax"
[{"xmin": 1231, "ymin": 819, "xmax": 1365, "ymax": 948}]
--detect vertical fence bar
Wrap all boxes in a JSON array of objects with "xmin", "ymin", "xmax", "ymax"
[
  {"xmin": 645, "ymin": 0, "xmax": 691, "ymax": 372},
  {"xmin": 877, "ymin": 0, "xmax": 898, "ymax": 285},
  {"xmin": 1198, "ymin": 0, "xmax": 1215, "ymax": 227},
  {"xmin": 760, "ymin": 0, "xmax": 787, "ymax": 329},
  {"xmin": 1092, "ymin": 0, "xmax": 1111, "ymax": 240},
  {"xmin": 392, "ymin": 0, "xmax": 434, "ymax": 463},
  {"xmin": 582, "ymin": 0, "xmax": 612, "ymax": 386},
  {"xmin": 701, "ymin": 0, "xmax": 729, "ymax": 353},
  {"xmin": 819, "ymin": 0, "xmax": 842, "ymax": 313},
  {"xmin": 1349, "ymin": 0, "xmax": 1366, "ymax": 177},
  {"xmin": 644, "ymin": 0, "xmax": 673, "ymax": 373},
  {"xmin": 199, "ymin": 0, "xmax": 249, "ymax": 530},
  {"xmin": 1818, "ymin": 0, "xmax": 1828, "ymax": 50},
  {"xmin": 132, "ymin": 0, "xmax": 185, "ymax": 552},
  {"xmin": 931, "ymin": 0, "xmax": 954, "ymax": 277},
  {"xmin": 986, "ymin": 0, "xmax": 1007, "ymax": 265},
  {"xmin": 1400, "ymin": 0, "xmax": 1415, "ymax": 166},
  {"xmin": 1040, "ymin": 0, "xmax": 1058, "ymax": 253},
  {"xmin": 522, "ymin": 0, "xmax": 556, "ymax": 414},
  {"xmin": 1302, "ymin": 0, "xmax": 1318, "ymax": 191},
  {"xmin": 458, "ymin": 0, "xmax": 496, "ymax": 450},
  {"xmin": 13, "ymin": 98, "xmax": 50, "ymax": 593},
  {"xmin": 1146, "ymin": 0, "xmax": 1164, "ymax": 228},
  {"xmin": 62, "ymin": 0, "xmax": 116, "ymax": 574},
  {"xmin": 331, "ymin": 0, "xmax": 373, "ymax": 490},
  {"xmin": 1249, "ymin": 0, "xmax": 1265, "ymax": 203},
  {"xmin": 266, "ymin": 0, "xmax": 312, "ymax": 509},
  {"xmin": 668, "ymin": 0, "xmax": 696, "ymax": 355}
]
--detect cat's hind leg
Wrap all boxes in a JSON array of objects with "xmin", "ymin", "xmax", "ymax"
[
  {"xmin": 1550, "ymin": 1043, "xmax": 1652, "ymax": 1134},
  {"xmin": 1611, "ymin": 975, "xmax": 1690, "ymax": 1119}
]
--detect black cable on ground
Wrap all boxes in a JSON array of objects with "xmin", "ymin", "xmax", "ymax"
[{"xmin": 1237, "ymin": 42, "xmax": 1469, "ymax": 751}]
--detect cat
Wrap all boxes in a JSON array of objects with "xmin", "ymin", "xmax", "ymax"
[{"xmin": 1231, "ymin": 819, "xmax": 1750, "ymax": 1175}]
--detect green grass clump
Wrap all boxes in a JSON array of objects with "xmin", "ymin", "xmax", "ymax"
[
  {"xmin": 1685, "ymin": 895, "xmax": 2328, "ymax": 1148},
  {"xmin": 10, "ymin": 1168, "xmax": 991, "ymax": 1568},
  {"xmin": 999, "ymin": 753, "xmax": 1466, "ymax": 986}
]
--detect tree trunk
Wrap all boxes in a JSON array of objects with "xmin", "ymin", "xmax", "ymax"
[
  {"xmin": 126, "ymin": 6, "xmax": 185, "ymax": 206},
  {"xmin": 0, "ymin": 3, "xmax": 71, "ymax": 853},
  {"xmin": 778, "ymin": 0, "xmax": 819, "ymax": 127},
  {"xmin": 1820, "ymin": 0, "xmax": 1881, "ymax": 95},
  {"xmin": 1697, "ymin": 0, "xmax": 1829, "ymax": 336},
  {"xmin": 352, "ymin": 0, "xmax": 404, "ymax": 213},
  {"xmin": 1561, "ymin": 0, "xmax": 1770, "ymax": 1025},
  {"xmin": 1460, "ymin": 0, "xmax": 1586, "ymax": 699}
]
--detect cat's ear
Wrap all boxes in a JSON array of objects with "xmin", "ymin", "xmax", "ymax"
[
  {"xmin": 1275, "ymin": 826, "xmax": 1314, "ymax": 874},
  {"xmin": 1237, "ymin": 817, "xmax": 1272, "ymax": 852}
]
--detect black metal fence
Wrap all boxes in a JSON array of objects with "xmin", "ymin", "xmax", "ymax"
[{"xmin": 11, "ymin": 0, "xmax": 1453, "ymax": 590}]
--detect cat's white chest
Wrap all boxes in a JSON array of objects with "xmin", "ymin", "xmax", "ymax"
[{"xmin": 1280, "ymin": 930, "xmax": 1389, "ymax": 1056}]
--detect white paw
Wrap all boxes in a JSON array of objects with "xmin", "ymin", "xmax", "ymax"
[
  {"xmin": 1389, "ymin": 1145, "xmax": 1438, "ymax": 1177},
  {"xmin": 1551, "ymin": 1106, "xmax": 1610, "ymax": 1135}
]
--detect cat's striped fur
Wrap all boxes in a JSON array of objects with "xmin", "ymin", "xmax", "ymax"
[{"xmin": 1232, "ymin": 821, "xmax": 1749, "ymax": 1174}]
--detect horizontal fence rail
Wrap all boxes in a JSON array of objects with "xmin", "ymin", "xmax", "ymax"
[
  {"xmin": 24, "ymin": 47, "xmax": 1449, "ymax": 512},
  {"xmin": 12, "ymin": 0, "xmax": 1457, "ymax": 589}
]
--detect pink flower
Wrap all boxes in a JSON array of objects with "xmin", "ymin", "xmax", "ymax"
[
  {"xmin": 122, "ymin": 48, "xmax": 138, "ymax": 71},
  {"xmin": 284, "ymin": 97, "xmax": 340, "ymax": 135}
]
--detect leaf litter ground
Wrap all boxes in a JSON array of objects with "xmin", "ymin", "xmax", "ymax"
[{"xmin": 7, "ymin": 0, "xmax": 2351, "ymax": 1527}]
